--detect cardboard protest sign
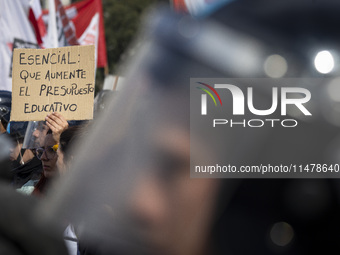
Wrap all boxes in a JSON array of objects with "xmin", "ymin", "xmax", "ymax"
[{"xmin": 11, "ymin": 45, "xmax": 95, "ymax": 121}]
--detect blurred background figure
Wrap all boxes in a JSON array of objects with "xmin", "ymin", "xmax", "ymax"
[
  {"xmin": 0, "ymin": 128, "xmax": 13, "ymax": 183},
  {"xmin": 57, "ymin": 125, "xmax": 86, "ymax": 176},
  {"xmin": 0, "ymin": 177, "xmax": 69, "ymax": 255},
  {"xmin": 93, "ymin": 89, "xmax": 115, "ymax": 119},
  {"xmin": 93, "ymin": 74, "xmax": 121, "ymax": 119},
  {"xmin": 0, "ymin": 90, "xmax": 11, "ymax": 134},
  {"xmin": 57, "ymin": 125, "xmax": 87, "ymax": 255},
  {"xmin": 0, "ymin": 90, "xmax": 44, "ymax": 192},
  {"xmin": 7, "ymin": 121, "xmax": 43, "ymax": 193}
]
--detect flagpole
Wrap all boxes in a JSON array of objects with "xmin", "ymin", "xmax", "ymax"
[
  {"xmin": 104, "ymin": 65, "xmax": 109, "ymax": 76},
  {"xmin": 47, "ymin": 0, "xmax": 58, "ymax": 48},
  {"xmin": 113, "ymin": 75, "xmax": 119, "ymax": 91}
]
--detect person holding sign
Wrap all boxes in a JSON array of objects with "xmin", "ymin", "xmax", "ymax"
[
  {"xmin": 10, "ymin": 45, "xmax": 94, "ymax": 195},
  {"xmin": 23, "ymin": 112, "xmax": 69, "ymax": 150},
  {"xmin": 26, "ymin": 112, "xmax": 69, "ymax": 195}
]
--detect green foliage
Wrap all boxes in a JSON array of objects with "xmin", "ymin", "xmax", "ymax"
[{"xmin": 102, "ymin": 0, "xmax": 167, "ymax": 73}]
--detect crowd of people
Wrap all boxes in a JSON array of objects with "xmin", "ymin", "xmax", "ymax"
[
  {"xmin": 0, "ymin": 92, "xmax": 87, "ymax": 253},
  {"xmin": 1, "ymin": 0, "xmax": 340, "ymax": 254}
]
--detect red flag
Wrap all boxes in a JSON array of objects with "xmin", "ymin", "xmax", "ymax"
[
  {"xmin": 172, "ymin": 0, "xmax": 232, "ymax": 17},
  {"xmin": 172, "ymin": 0, "xmax": 189, "ymax": 13},
  {"xmin": 28, "ymin": 0, "xmax": 47, "ymax": 46},
  {"xmin": 43, "ymin": 0, "xmax": 107, "ymax": 68},
  {"xmin": 63, "ymin": 0, "xmax": 107, "ymax": 68},
  {"xmin": 55, "ymin": 0, "xmax": 80, "ymax": 46}
]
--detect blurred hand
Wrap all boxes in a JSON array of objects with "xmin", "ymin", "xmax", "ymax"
[{"xmin": 45, "ymin": 112, "xmax": 69, "ymax": 143}]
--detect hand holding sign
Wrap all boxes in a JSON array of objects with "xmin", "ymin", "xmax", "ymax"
[
  {"xmin": 11, "ymin": 45, "xmax": 95, "ymax": 121},
  {"xmin": 45, "ymin": 112, "xmax": 69, "ymax": 143}
]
